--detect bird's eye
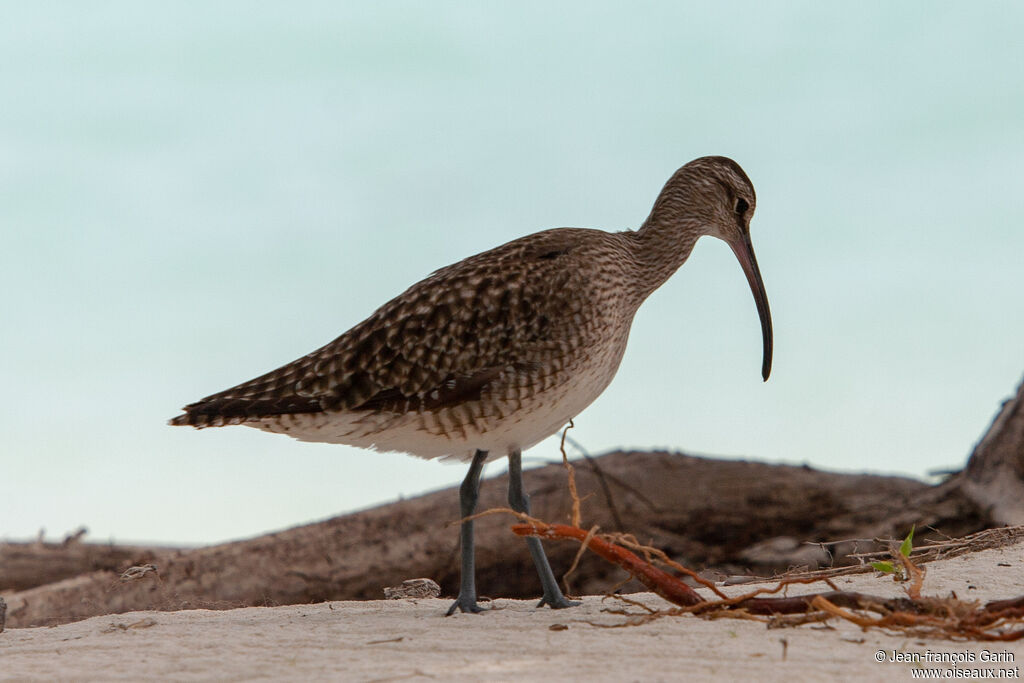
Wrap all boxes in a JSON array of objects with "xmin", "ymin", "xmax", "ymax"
[{"xmin": 735, "ymin": 197, "xmax": 750, "ymax": 215}]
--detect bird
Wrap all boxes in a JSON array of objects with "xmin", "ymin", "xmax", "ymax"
[{"xmin": 169, "ymin": 155, "xmax": 773, "ymax": 615}]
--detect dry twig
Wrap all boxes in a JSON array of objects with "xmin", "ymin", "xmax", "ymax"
[{"xmin": 511, "ymin": 520, "xmax": 1024, "ymax": 641}]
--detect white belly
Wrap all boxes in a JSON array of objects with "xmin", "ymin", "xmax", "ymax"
[{"xmin": 249, "ymin": 347, "xmax": 625, "ymax": 462}]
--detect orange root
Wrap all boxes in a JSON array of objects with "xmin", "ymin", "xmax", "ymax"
[{"xmin": 511, "ymin": 521, "xmax": 702, "ymax": 607}]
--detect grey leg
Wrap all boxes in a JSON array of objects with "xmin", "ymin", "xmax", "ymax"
[
  {"xmin": 507, "ymin": 450, "xmax": 581, "ymax": 609},
  {"xmin": 446, "ymin": 449, "xmax": 488, "ymax": 615}
]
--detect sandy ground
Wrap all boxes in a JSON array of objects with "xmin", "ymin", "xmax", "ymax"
[{"xmin": 2, "ymin": 544, "xmax": 1023, "ymax": 682}]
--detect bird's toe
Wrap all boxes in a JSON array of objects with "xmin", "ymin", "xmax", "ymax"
[
  {"xmin": 445, "ymin": 596, "xmax": 486, "ymax": 616},
  {"xmin": 537, "ymin": 594, "xmax": 581, "ymax": 610}
]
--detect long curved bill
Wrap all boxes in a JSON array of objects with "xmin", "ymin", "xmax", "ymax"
[{"xmin": 729, "ymin": 235, "xmax": 773, "ymax": 381}]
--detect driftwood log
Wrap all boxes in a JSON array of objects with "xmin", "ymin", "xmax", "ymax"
[
  {"xmin": 2, "ymin": 372, "xmax": 1022, "ymax": 629},
  {"xmin": 957, "ymin": 375, "xmax": 1024, "ymax": 524},
  {"xmin": 0, "ymin": 533, "xmax": 165, "ymax": 593},
  {"xmin": 0, "ymin": 452, "xmax": 975, "ymax": 629}
]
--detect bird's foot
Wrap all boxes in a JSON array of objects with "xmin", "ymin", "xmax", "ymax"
[
  {"xmin": 537, "ymin": 593, "xmax": 581, "ymax": 610},
  {"xmin": 445, "ymin": 595, "xmax": 486, "ymax": 616}
]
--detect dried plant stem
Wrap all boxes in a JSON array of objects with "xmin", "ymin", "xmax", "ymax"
[
  {"xmin": 511, "ymin": 519, "xmax": 1024, "ymax": 641},
  {"xmin": 559, "ymin": 419, "xmax": 582, "ymax": 528}
]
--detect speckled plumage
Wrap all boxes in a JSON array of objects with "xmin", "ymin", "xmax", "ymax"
[{"xmin": 170, "ymin": 156, "xmax": 772, "ymax": 464}]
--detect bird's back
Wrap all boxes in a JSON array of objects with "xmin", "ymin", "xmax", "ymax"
[{"xmin": 170, "ymin": 227, "xmax": 642, "ymax": 461}]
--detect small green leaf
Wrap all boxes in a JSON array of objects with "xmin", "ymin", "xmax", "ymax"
[
  {"xmin": 871, "ymin": 561, "xmax": 895, "ymax": 573},
  {"xmin": 900, "ymin": 525, "xmax": 915, "ymax": 557}
]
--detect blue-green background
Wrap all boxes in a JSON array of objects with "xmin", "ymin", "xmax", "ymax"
[{"xmin": 2, "ymin": 3, "xmax": 1021, "ymax": 544}]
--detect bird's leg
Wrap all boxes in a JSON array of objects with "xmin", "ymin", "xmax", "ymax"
[
  {"xmin": 446, "ymin": 449, "xmax": 488, "ymax": 615},
  {"xmin": 507, "ymin": 450, "xmax": 581, "ymax": 609}
]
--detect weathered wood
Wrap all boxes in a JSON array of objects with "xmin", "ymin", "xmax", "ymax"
[
  {"xmin": 0, "ymin": 537, "xmax": 169, "ymax": 593},
  {"xmin": 957, "ymin": 374, "xmax": 1024, "ymax": 524},
  {"xmin": 3, "ymin": 450, "xmax": 977, "ymax": 629}
]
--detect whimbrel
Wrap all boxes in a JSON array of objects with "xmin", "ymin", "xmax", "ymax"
[{"xmin": 170, "ymin": 156, "xmax": 773, "ymax": 615}]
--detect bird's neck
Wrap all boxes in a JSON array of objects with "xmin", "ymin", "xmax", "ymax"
[{"xmin": 628, "ymin": 209, "xmax": 702, "ymax": 304}]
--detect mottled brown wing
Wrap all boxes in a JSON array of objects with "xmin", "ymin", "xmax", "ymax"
[{"xmin": 169, "ymin": 228, "xmax": 591, "ymax": 427}]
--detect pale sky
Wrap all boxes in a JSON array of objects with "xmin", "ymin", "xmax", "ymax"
[{"xmin": 2, "ymin": 2, "xmax": 1022, "ymax": 544}]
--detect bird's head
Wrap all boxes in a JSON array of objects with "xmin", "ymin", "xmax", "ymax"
[{"xmin": 648, "ymin": 156, "xmax": 773, "ymax": 381}]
